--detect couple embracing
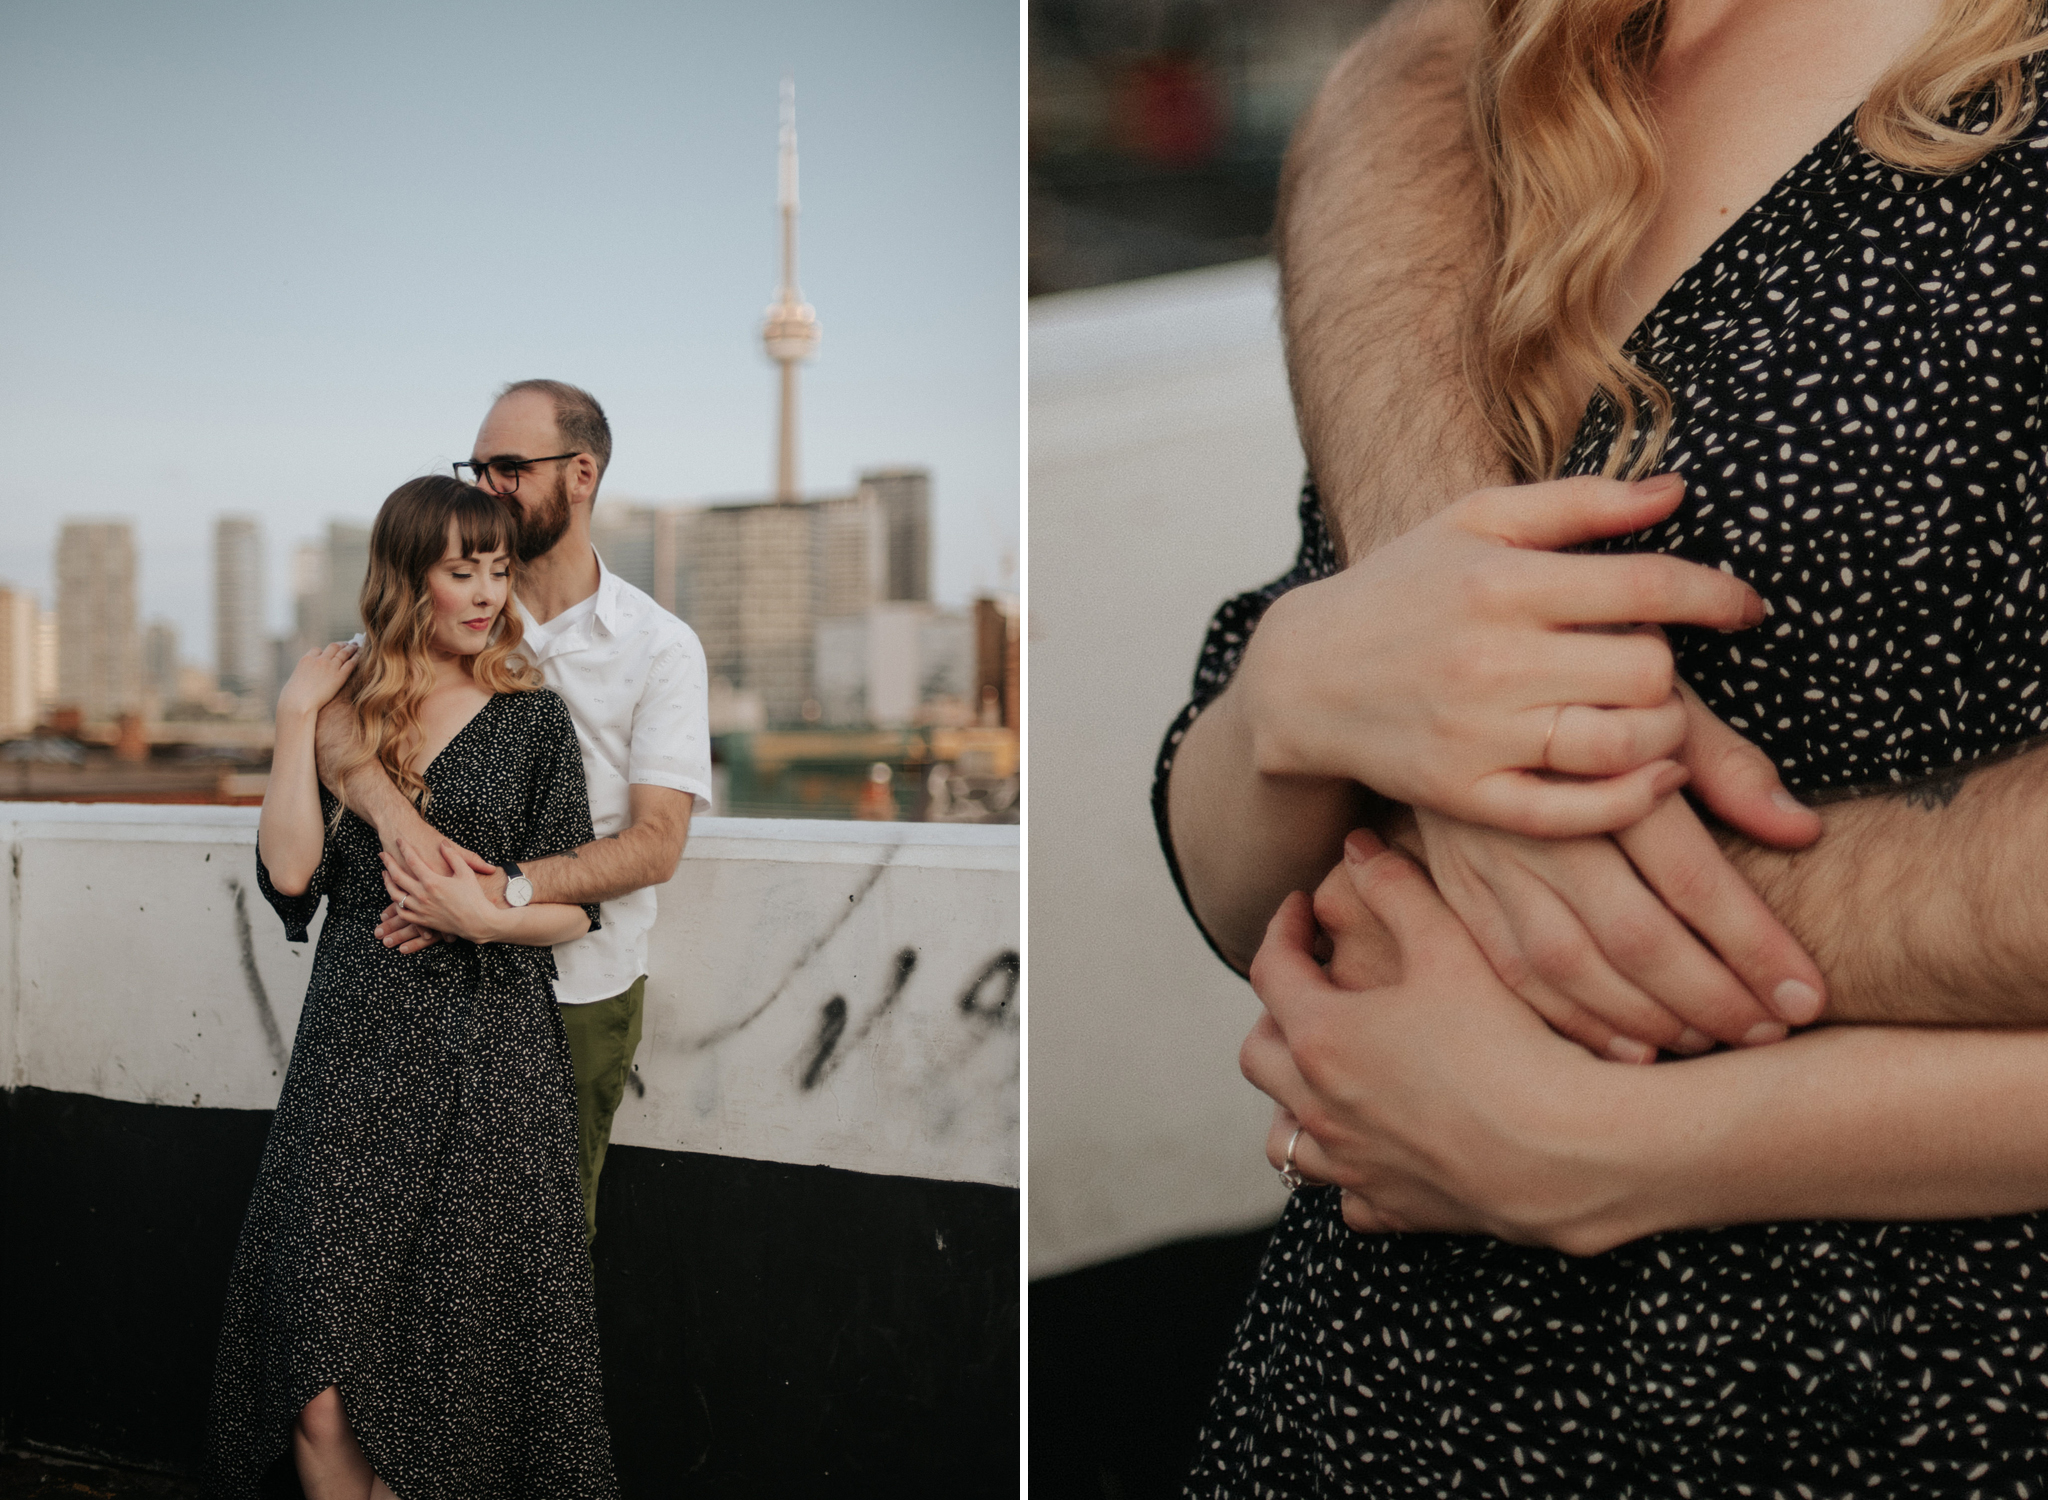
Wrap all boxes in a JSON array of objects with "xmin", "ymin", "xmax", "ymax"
[{"xmin": 203, "ymin": 380, "xmax": 712, "ymax": 1499}]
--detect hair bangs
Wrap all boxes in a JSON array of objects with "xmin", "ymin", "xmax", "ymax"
[{"xmin": 450, "ymin": 487, "xmax": 516, "ymax": 562}]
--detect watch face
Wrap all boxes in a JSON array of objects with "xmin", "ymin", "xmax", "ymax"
[{"xmin": 507, "ymin": 875, "xmax": 534, "ymax": 908}]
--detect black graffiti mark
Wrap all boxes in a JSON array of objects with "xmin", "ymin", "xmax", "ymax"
[
  {"xmin": 228, "ymin": 878, "xmax": 290, "ymax": 1071},
  {"xmin": 959, "ymin": 950, "xmax": 1020, "ymax": 1026},
  {"xmin": 799, "ymin": 947, "xmax": 920, "ymax": 1091},
  {"xmin": 627, "ymin": 1063, "xmax": 646, "ymax": 1099},
  {"xmin": 800, "ymin": 996, "xmax": 848, "ymax": 1091},
  {"xmin": 677, "ymin": 849, "xmax": 897, "ymax": 1052}
]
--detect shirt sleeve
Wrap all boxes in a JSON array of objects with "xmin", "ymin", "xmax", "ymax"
[
  {"xmin": 1150, "ymin": 479, "xmax": 1344, "ymax": 968},
  {"xmin": 626, "ymin": 632, "xmax": 714, "ymax": 810},
  {"xmin": 520, "ymin": 691, "xmax": 603, "ymax": 933},
  {"xmin": 253, "ymin": 788, "xmax": 337, "ymax": 944}
]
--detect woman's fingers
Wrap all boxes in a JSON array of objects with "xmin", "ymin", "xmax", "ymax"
[
  {"xmin": 1530, "ymin": 697, "xmax": 1689, "ymax": 776},
  {"xmin": 1467, "ymin": 760, "xmax": 1688, "ymax": 839},
  {"xmin": 1674, "ymin": 680, "xmax": 1823, "ymax": 850},
  {"xmin": 1615, "ymin": 795, "xmax": 1827, "ymax": 1027},
  {"xmin": 1460, "ymin": 473, "xmax": 1688, "ymax": 550},
  {"xmin": 1522, "ymin": 550, "xmax": 1765, "ymax": 631}
]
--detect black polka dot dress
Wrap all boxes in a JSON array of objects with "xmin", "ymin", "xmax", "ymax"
[
  {"xmin": 204, "ymin": 689, "xmax": 616, "ymax": 1499},
  {"xmin": 1161, "ymin": 76, "xmax": 2048, "ymax": 1500}
]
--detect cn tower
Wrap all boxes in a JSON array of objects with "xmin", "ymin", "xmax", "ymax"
[{"xmin": 761, "ymin": 77, "xmax": 820, "ymax": 504}]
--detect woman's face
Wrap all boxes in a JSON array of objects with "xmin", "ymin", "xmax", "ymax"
[{"xmin": 424, "ymin": 517, "xmax": 511, "ymax": 660}]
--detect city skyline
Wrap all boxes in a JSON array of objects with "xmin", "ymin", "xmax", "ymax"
[{"xmin": 0, "ymin": 1, "xmax": 1020, "ymax": 666}]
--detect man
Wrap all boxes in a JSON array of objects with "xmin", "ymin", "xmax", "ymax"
[
  {"xmin": 320, "ymin": 378, "xmax": 712, "ymax": 1247},
  {"xmin": 1170, "ymin": 0, "xmax": 2048, "ymax": 1229}
]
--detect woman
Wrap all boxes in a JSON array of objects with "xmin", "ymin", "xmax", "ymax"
[
  {"xmin": 1160, "ymin": 0, "xmax": 2048, "ymax": 1493},
  {"xmin": 204, "ymin": 475, "xmax": 615, "ymax": 1499}
]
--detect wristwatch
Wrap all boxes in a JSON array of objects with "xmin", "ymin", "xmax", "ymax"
[{"xmin": 501, "ymin": 862, "xmax": 534, "ymax": 908}]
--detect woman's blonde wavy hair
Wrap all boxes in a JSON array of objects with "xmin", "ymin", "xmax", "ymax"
[
  {"xmin": 1471, "ymin": 0, "xmax": 2048, "ymax": 481},
  {"xmin": 329, "ymin": 475, "xmax": 543, "ymax": 823}
]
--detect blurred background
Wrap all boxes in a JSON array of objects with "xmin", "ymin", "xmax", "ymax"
[
  {"xmin": 1031, "ymin": 0, "xmax": 1388, "ymax": 293},
  {"xmin": 0, "ymin": 0, "xmax": 1019, "ymax": 824},
  {"xmin": 1028, "ymin": 2, "xmax": 1393, "ymax": 1496}
]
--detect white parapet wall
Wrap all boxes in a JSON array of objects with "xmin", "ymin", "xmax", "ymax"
[
  {"xmin": 0, "ymin": 804, "xmax": 1018, "ymax": 1190},
  {"xmin": 1030, "ymin": 260, "xmax": 1304, "ymax": 1276}
]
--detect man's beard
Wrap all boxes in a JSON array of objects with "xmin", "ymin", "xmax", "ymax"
[{"xmin": 512, "ymin": 472, "xmax": 572, "ymax": 563}]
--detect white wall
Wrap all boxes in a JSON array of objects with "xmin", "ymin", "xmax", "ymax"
[
  {"xmin": 1029, "ymin": 260, "xmax": 1308, "ymax": 1277},
  {"xmin": 0, "ymin": 804, "xmax": 1018, "ymax": 1190}
]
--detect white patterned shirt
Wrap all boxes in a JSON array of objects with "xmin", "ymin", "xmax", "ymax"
[{"xmin": 514, "ymin": 549, "xmax": 713, "ymax": 1004}]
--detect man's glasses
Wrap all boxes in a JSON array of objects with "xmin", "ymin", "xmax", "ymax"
[{"xmin": 452, "ymin": 453, "xmax": 580, "ymax": 494}]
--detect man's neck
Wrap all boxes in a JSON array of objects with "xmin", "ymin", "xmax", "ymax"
[{"xmin": 518, "ymin": 525, "xmax": 602, "ymax": 625}]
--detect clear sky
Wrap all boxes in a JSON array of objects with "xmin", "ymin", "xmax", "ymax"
[{"xmin": 0, "ymin": 0, "xmax": 1020, "ymax": 666}]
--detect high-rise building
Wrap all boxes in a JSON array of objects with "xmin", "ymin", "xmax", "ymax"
[
  {"xmin": 214, "ymin": 516, "xmax": 268, "ymax": 701},
  {"xmin": 289, "ymin": 523, "xmax": 373, "ymax": 657},
  {"xmin": 679, "ymin": 501, "xmax": 817, "ymax": 725},
  {"xmin": 55, "ymin": 520, "xmax": 142, "ymax": 724},
  {"xmin": 0, "ymin": 586, "xmax": 38, "ymax": 737},
  {"xmin": 142, "ymin": 619, "xmax": 180, "ymax": 712},
  {"xmin": 861, "ymin": 468, "xmax": 932, "ymax": 603},
  {"xmin": 590, "ymin": 502, "xmax": 682, "ymax": 612},
  {"xmin": 322, "ymin": 523, "xmax": 372, "ymax": 645}
]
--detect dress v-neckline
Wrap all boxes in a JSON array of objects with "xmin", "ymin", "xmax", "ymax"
[
  {"xmin": 1617, "ymin": 101, "xmax": 1863, "ymax": 354},
  {"xmin": 415, "ymin": 691, "xmax": 503, "ymax": 781}
]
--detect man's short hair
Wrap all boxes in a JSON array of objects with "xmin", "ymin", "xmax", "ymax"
[{"xmin": 499, "ymin": 379, "xmax": 612, "ymax": 484}]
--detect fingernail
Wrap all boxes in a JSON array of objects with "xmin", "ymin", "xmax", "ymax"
[
  {"xmin": 1770, "ymin": 790, "xmax": 1809, "ymax": 816},
  {"xmin": 1343, "ymin": 829, "xmax": 1383, "ymax": 864},
  {"xmin": 1741, "ymin": 592, "xmax": 1766, "ymax": 627},
  {"xmin": 1606, "ymin": 1036, "xmax": 1657, "ymax": 1065},
  {"xmin": 1742, "ymin": 1020, "xmax": 1788, "ymax": 1047},
  {"xmin": 1633, "ymin": 473, "xmax": 1684, "ymax": 497},
  {"xmin": 1673, "ymin": 1027, "xmax": 1712, "ymax": 1055},
  {"xmin": 1771, "ymin": 979, "xmax": 1824, "ymax": 1026}
]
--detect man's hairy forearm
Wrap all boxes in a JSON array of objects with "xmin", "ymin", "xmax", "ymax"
[
  {"xmin": 1278, "ymin": 0, "xmax": 1506, "ymax": 558},
  {"xmin": 314, "ymin": 697, "xmax": 426, "ymax": 841},
  {"xmin": 1725, "ymin": 741, "xmax": 2048, "ymax": 1025},
  {"xmin": 525, "ymin": 827, "xmax": 667, "ymax": 909},
  {"xmin": 1166, "ymin": 0, "xmax": 1502, "ymax": 967}
]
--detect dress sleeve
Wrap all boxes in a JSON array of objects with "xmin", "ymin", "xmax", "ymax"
[
  {"xmin": 253, "ymin": 787, "xmax": 338, "ymax": 944},
  {"xmin": 1151, "ymin": 480, "xmax": 1344, "ymax": 967},
  {"xmin": 520, "ymin": 691, "xmax": 603, "ymax": 933}
]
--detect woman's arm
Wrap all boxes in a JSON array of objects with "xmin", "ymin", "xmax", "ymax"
[
  {"xmin": 1245, "ymin": 837, "xmax": 2048, "ymax": 1252},
  {"xmin": 378, "ymin": 839, "xmax": 590, "ymax": 947},
  {"xmin": 259, "ymin": 642, "xmax": 359, "ymax": 896}
]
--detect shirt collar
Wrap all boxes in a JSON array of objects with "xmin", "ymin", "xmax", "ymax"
[{"xmin": 589, "ymin": 548, "xmax": 623, "ymax": 637}]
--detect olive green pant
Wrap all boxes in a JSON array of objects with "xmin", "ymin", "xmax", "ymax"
[{"xmin": 557, "ymin": 975, "xmax": 646, "ymax": 1247}]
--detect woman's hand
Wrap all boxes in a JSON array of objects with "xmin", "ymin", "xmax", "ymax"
[
  {"xmin": 379, "ymin": 838, "xmax": 502, "ymax": 945},
  {"xmin": 1239, "ymin": 472, "xmax": 1765, "ymax": 837},
  {"xmin": 1242, "ymin": 832, "xmax": 1650, "ymax": 1252},
  {"xmin": 276, "ymin": 640, "xmax": 359, "ymax": 722}
]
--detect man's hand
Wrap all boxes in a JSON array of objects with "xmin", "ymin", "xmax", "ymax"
[
  {"xmin": 1241, "ymin": 830, "xmax": 1642, "ymax": 1251},
  {"xmin": 1400, "ymin": 684, "xmax": 1827, "ymax": 1060}
]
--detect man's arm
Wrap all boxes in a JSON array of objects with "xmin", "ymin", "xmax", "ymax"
[
  {"xmin": 1168, "ymin": 0, "xmax": 1504, "ymax": 968},
  {"xmin": 1276, "ymin": 0, "xmax": 1502, "ymax": 556},
  {"xmin": 518, "ymin": 785, "xmax": 693, "ymax": 908},
  {"xmin": 1246, "ymin": 838, "xmax": 2048, "ymax": 1253},
  {"xmin": 1727, "ymin": 740, "xmax": 2048, "ymax": 1025}
]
